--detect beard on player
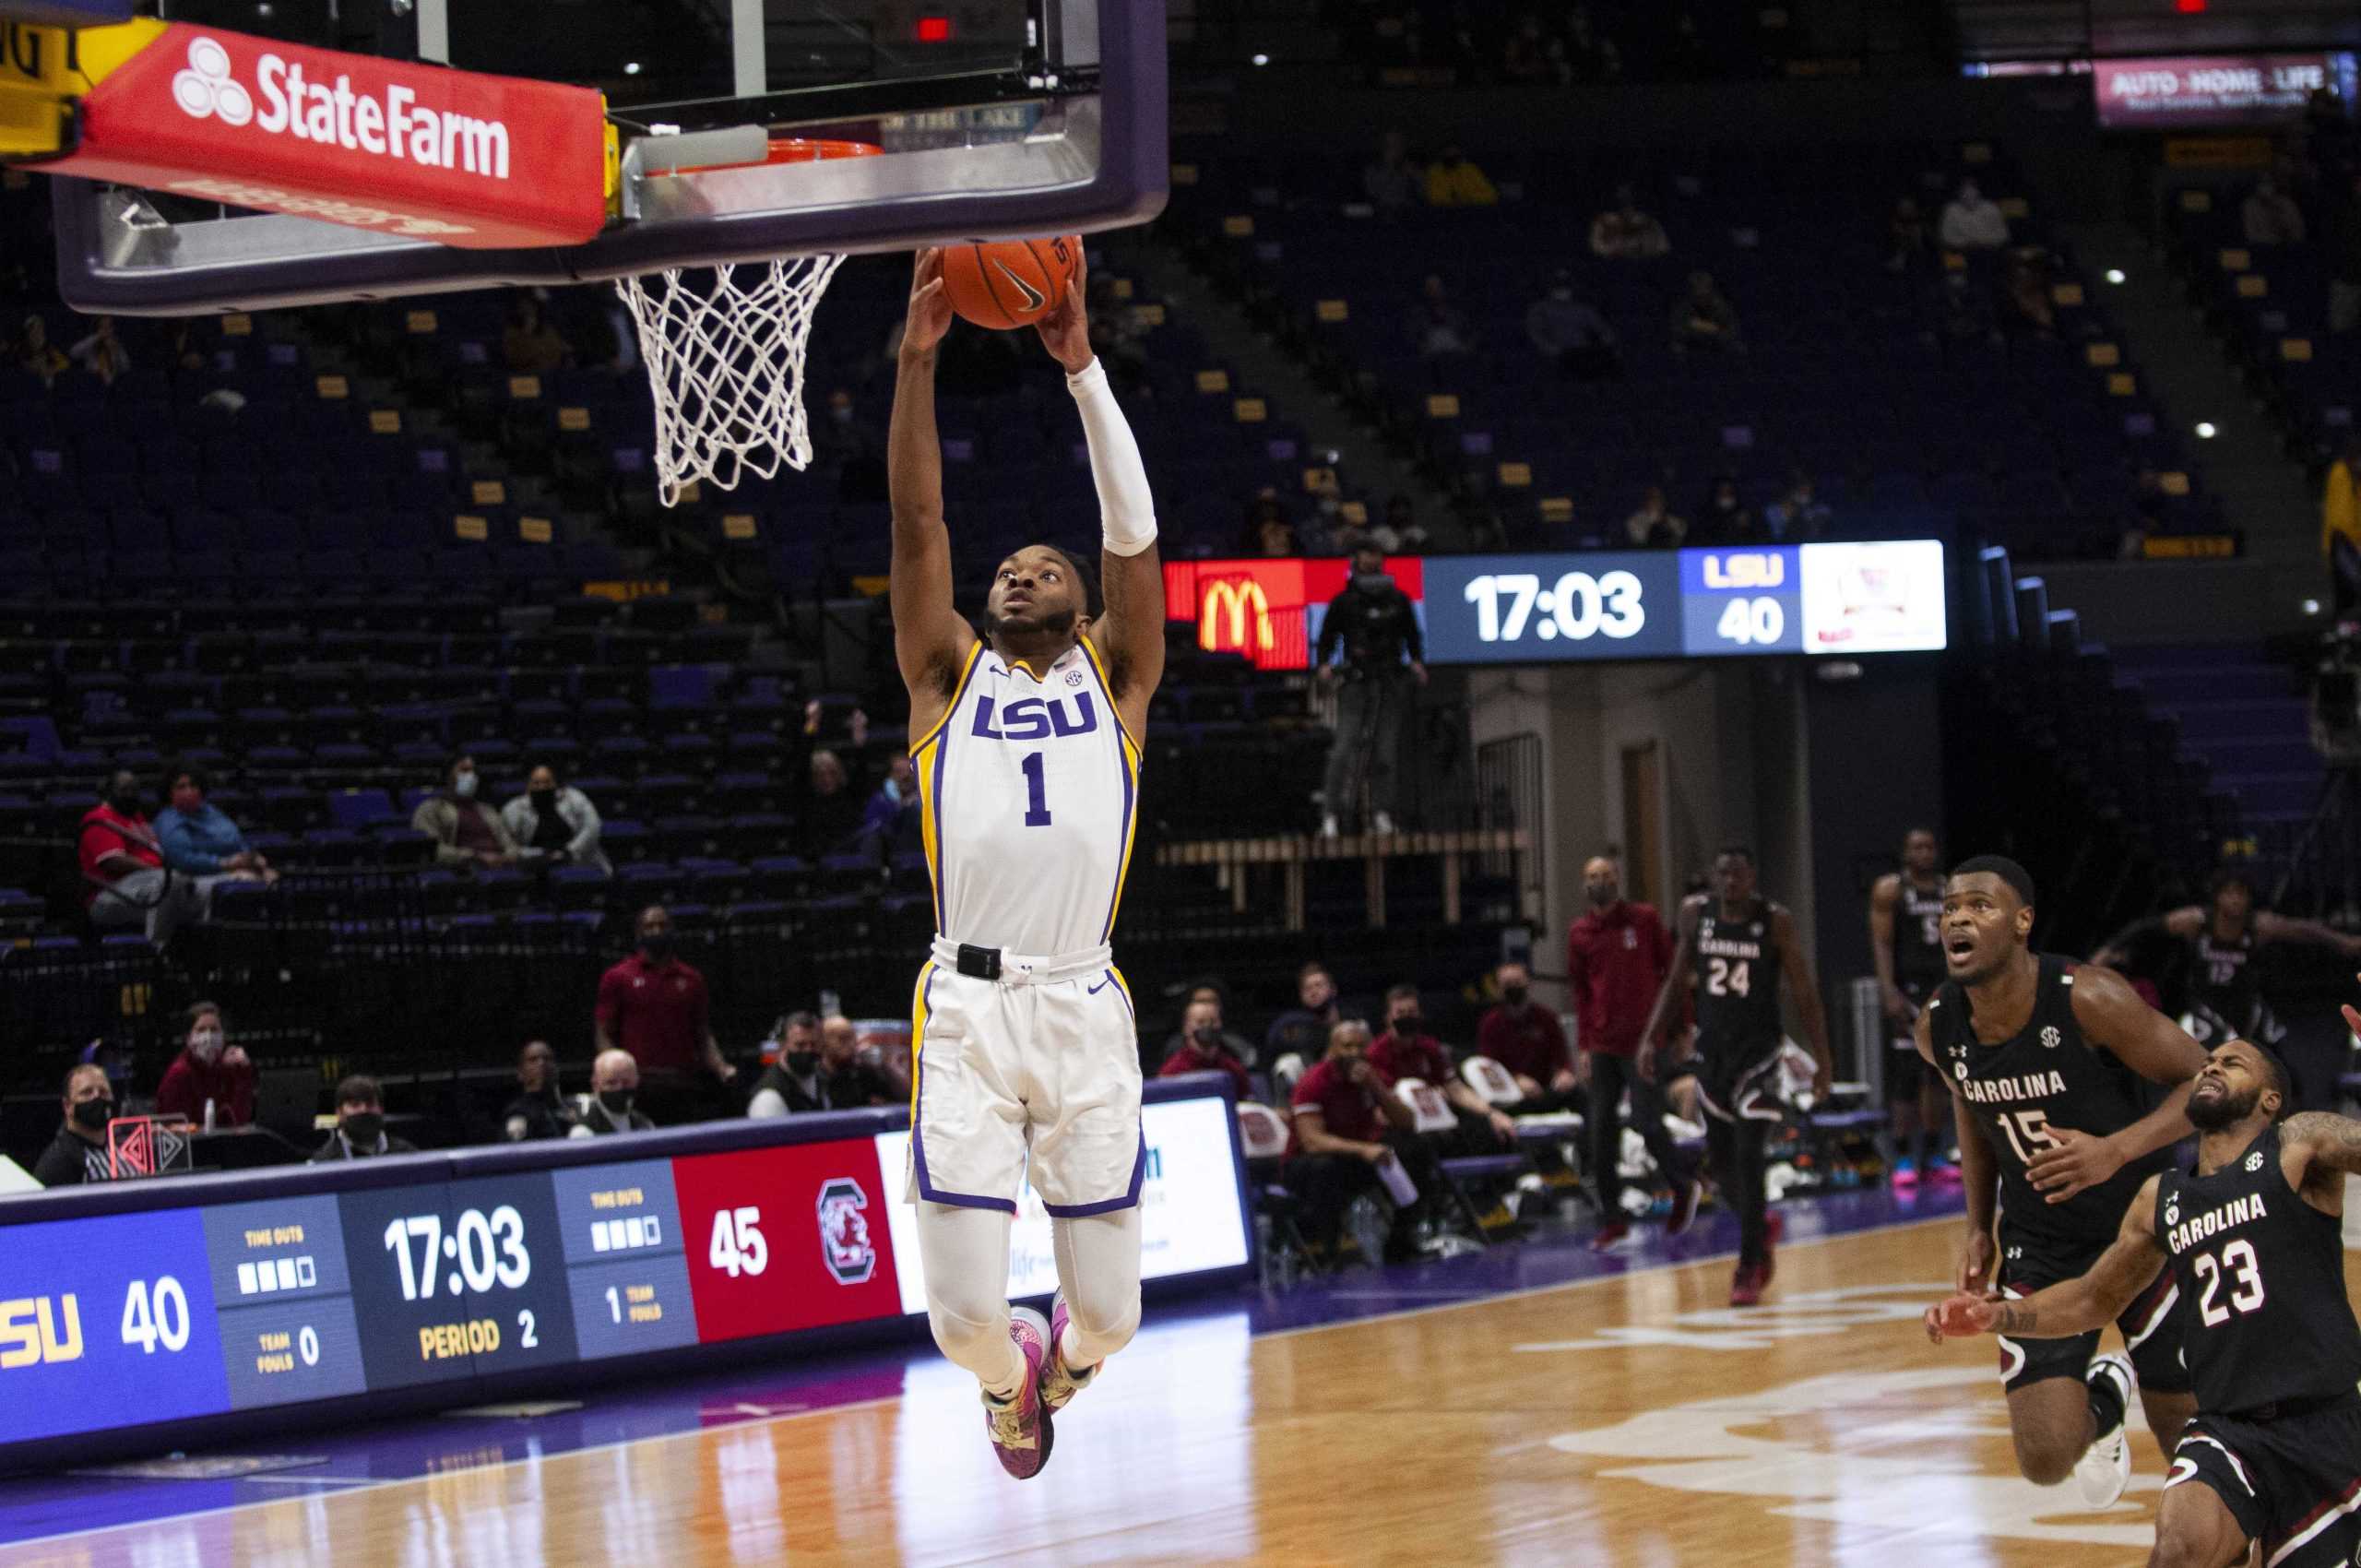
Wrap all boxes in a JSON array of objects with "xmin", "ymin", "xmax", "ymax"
[
  {"xmin": 985, "ymin": 603, "xmax": 1077, "ymax": 641},
  {"xmin": 2186, "ymin": 1069, "xmax": 2261, "ymax": 1132}
]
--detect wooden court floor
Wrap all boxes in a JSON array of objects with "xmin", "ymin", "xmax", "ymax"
[{"xmin": 17, "ymin": 1214, "xmax": 2346, "ymax": 1568}]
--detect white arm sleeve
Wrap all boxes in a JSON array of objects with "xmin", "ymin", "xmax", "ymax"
[{"xmin": 1067, "ymin": 357, "xmax": 1157, "ymax": 557}]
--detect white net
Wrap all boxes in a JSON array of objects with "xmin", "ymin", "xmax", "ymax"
[{"xmin": 615, "ymin": 253, "xmax": 846, "ymax": 507}]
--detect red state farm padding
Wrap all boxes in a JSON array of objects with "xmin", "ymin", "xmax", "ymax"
[{"xmin": 38, "ymin": 22, "xmax": 607, "ymax": 248}]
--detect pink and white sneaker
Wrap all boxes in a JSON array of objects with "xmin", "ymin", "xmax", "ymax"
[
  {"xmin": 982, "ymin": 1307, "xmax": 1056, "ymax": 1479},
  {"xmin": 1039, "ymin": 1290, "xmax": 1099, "ymax": 1413}
]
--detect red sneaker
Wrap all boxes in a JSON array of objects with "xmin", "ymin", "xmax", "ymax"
[
  {"xmin": 1589, "ymin": 1219, "xmax": 1632, "ymax": 1253},
  {"xmin": 1665, "ymin": 1175, "xmax": 1701, "ymax": 1238},
  {"xmin": 982, "ymin": 1307, "xmax": 1056, "ymax": 1479},
  {"xmin": 1728, "ymin": 1263, "xmax": 1762, "ymax": 1308}
]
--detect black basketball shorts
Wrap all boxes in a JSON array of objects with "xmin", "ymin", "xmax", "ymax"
[
  {"xmin": 2171, "ymin": 1396, "xmax": 2361, "ymax": 1566},
  {"xmin": 1995, "ymin": 1219, "xmax": 2191, "ymax": 1396}
]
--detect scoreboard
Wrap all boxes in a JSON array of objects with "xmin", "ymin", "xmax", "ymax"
[{"xmin": 0, "ymin": 1084, "xmax": 1251, "ymax": 1461}]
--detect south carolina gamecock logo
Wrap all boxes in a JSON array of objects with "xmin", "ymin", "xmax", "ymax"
[{"xmin": 817, "ymin": 1178, "xmax": 876, "ymax": 1285}]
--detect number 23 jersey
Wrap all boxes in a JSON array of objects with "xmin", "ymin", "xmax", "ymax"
[
  {"xmin": 1927, "ymin": 955, "xmax": 2170, "ymax": 1243},
  {"xmin": 912, "ymin": 637, "xmax": 1141, "ymax": 957}
]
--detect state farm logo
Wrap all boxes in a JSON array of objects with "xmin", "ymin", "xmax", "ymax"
[
  {"xmin": 159, "ymin": 32, "xmax": 513, "ymax": 183},
  {"xmin": 172, "ymin": 37, "xmax": 252, "ymax": 126}
]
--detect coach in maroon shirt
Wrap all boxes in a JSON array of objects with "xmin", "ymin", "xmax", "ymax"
[
  {"xmin": 1475, "ymin": 960, "xmax": 1575, "ymax": 1107},
  {"xmin": 1564, "ymin": 854, "xmax": 1698, "ymax": 1248},
  {"xmin": 1369, "ymin": 983, "xmax": 1516, "ymax": 1146},
  {"xmin": 594, "ymin": 906, "xmax": 737, "ymax": 1095},
  {"xmin": 1287, "ymin": 1018, "xmax": 1438, "ymax": 1261}
]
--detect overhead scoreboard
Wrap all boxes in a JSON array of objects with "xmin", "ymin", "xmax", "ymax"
[
  {"xmin": 1164, "ymin": 540, "xmax": 1947, "ymax": 671},
  {"xmin": 0, "ymin": 1087, "xmax": 1251, "ymax": 1459}
]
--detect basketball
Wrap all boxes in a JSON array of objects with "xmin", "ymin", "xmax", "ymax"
[{"xmin": 940, "ymin": 236, "xmax": 1080, "ymax": 331}]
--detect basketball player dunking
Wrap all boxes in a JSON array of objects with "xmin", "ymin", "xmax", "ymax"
[
  {"xmin": 888, "ymin": 248, "xmax": 1164, "ymax": 1479},
  {"xmin": 1639, "ymin": 845, "xmax": 1832, "ymax": 1308},
  {"xmin": 1916, "ymin": 855, "xmax": 2207, "ymax": 1508},
  {"xmin": 1930, "ymin": 1029, "xmax": 2361, "ymax": 1568}
]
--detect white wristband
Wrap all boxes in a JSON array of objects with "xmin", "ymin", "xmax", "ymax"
[{"xmin": 1067, "ymin": 356, "xmax": 1158, "ymax": 557}]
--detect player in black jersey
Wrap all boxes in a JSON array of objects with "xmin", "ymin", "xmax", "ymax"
[
  {"xmin": 1869, "ymin": 826, "xmax": 1952, "ymax": 1188},
  {"xmin": 1640, "ymin": 844, "xmax": 1832, "ymax": 1308},
  {"xmin": 1928, "ymin": 1032, "xmax": 2361, "ymax": 1568},
  {"xmin": 1916, "ymin": 854, "xmax": 2208, "ymax": 1510},
  {"xmin": 2093, "ymin": 863, "xmax": 2361, "ymax": 1050}
]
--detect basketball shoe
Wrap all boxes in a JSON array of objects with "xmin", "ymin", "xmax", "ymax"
[
  {"xmin": 1039, "ymin": 1290, "xmax": 1099, "ymax": 1413},
  {"xmin": 982, "ymin": 1307, "xmax": 1056, "ymax": 1479},
  {"xmin": 1588, "ymin": 1219, "xmax": 1632, "ymax": 1252},
  {"xmin": 2072, "ymin": 1353, "xmax": 2134, "ymax": 1508},
  {"xmin": 1728, "ymin": 1262, "xmax": 1764, "ymax": 1307}
]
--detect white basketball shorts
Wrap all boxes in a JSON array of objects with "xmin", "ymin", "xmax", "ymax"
[{"xmin": 906, "ymin": 937, "xmax": 1145, "ymax": 1217}]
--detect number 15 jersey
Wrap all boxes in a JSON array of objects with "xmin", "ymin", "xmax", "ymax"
[
  {"xmin": 912, "ymin": 637, "xmax": 1141, "ymax": 957},
  {"xmin": 1927, "ymin": 955, "xmax": 2170, "ymax": 1243}
]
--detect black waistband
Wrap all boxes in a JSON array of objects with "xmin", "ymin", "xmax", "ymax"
[
  {"xmin": 955, "ymin": 943, "xmax": 1002, "ymax": 980},
  {"xmin": 2225, "ymin": 1389, "xmax": 2361, "ymax": 1423}
]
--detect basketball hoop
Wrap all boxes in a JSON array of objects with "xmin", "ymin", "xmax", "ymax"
[{"xmin": 613, "ymin": 137, "xmax": 882, "ymax": 507}]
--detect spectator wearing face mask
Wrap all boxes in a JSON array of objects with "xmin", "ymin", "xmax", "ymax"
[
  {"xmin": 34, "ymin": 1064, "xmax": 117, "ymax": 1186},
  {"xmin": 413, "ymin": 754, "xmax": 523, "ymax": 869},
  {"xmin": 1158, "ymin": 995, "xmax": 1254, "ymax": 1100},
  {"xmin": 1938, "ymin": 179, "xmax": 2009, "ymax": 251},
  {"xmin": 857, "ymin": 754, "xmax": 923, "ymax": 856},
  {"xmin": 501, "ymin": 764, "xmax": 611, "ymax": 873},
  {"xmin": 749, "ymin": 1012, "xmax": 906, "ymax": 1115},
  {"xmin": 502, "ymin": 1038, "xmax": 577, "ymax": 1141},
  {"xmin": 153, "ymin": 1001, "xmax": 255, "ymax": 1129},
  {"xmin": 152, "ymin": 763, "xmax": 276, "ymax": 885},
  {"xmin": 572, "ymin": 1050, "xmax": 657, "ymax": 1135},
  {"xmin": 310, "ymin": 1076, "xmax": 417, "ymax": 1160},
  {"xmin": 82, "ymin": 766, "xmax": 223, "ymax": 947},
  {"xmin": 1315, "ymin": 544, "xmax": 1428, "ymax": 837},
  {"xmin": 1368, "ymin": 983, "xmax": 1518, "ymax": 1148},
  {"xmin": 1475, "ymin": 962, "xmax": 1578, "ymax": 1113},
  {"xmin": 594, "ymin": 905, "xmax": 737, "ymax": 1094}
]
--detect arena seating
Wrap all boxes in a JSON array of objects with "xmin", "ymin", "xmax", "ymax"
[{"xmin": 1163, "ymin": 137, "xmax": 2228, "ymax": 559}]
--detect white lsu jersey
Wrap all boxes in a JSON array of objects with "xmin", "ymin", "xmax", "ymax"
[{"xmin": 911, "ymin": 636, "xmax": 1141, "ymax": 957}]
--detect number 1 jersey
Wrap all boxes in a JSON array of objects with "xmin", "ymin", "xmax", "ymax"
[
  {"xmin": 1926, "ymin": 955, "xmax": 2170, "ymax": 1243},
  {"xmin": 911, "ymin": 637, "xmax": 1140, "ymax": 957}
]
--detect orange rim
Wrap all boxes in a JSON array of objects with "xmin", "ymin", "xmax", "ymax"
[{"xmin": 658, "ymin": 137, "xmax": 884, "ymax": 178}]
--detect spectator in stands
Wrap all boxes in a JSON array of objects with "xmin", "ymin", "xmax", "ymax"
[
  {"xmin": 1423, "ymin": 145, "xmax": 1498, "ymax": 208},
  {"xmin": 1763, "ymin": 470, "xmax": 1831, "ymax": 543},
  {"xmin": 1158, "ymin": 995, "xmax": 1254, "ymax": 1100},
  {"xmin": 813, "ymin": 385, "xmax": 889, "ymax": 503},
  {"xmin": 1362, "ymin": 130, "xmax": 1423, "ymax": 217},
  {"xmin": 2242, "ymin": 174, "xmax": 2308, "ymax": 247},
  {"xmin": 750, "ymin": 1013, "xmax": 907, "ymax": 1114},
  {"xmin": 1267, "ymin": 961, "xmax": 1342, "ymax": 1068},
  {"xmin": 1406, "ymin": 274, "xmax": 1474, "ymax": 358},
  {"xmin": 67, "ymin": 316, "xmax": 129, "ymax": 385},
  {"xmin": 1590, "ymin": 185, "xmax": 1670, "ymax": 261},
  {"xmin": 153, "ymin": 763, "xmax": 276, "ymax": 886},
  {"xmin": 1315, "ymin": 542, "xmax": 1427, "ymax": 837},
  {"xmin": 573, "ymin": 1049, "xmax": 658, "ymax": 1135},
  {"xmin": 2326, "ymin": 434, "xmax": 2361, "ymax": 614},
  {"xmin": 1560, "ymin": 5, "xmax": 1620, "ymax": 80},
  {"xmin": 33, "ymin": 1064, "xmax": 115, "ymax": 1186},
  {"xmin": 501, "ymin": 764, "xmax": 610, "ymax": 873},
  {"xmin": 310, "ymin": 1075, "xmax": 416, "ymax": 1160},
  {"xmin": 1298, "ymin": 476, "xmax": 1358, "ymax": 556},
  {"xmin": 1525, "ymin": 269, "xmax": 1619, "ymax": 381},
  {"xmin": 1241, "ymin": 489, "xmax": 1294, "ymax": 557},
  {"xmin": 1565, "ymin": 855, "xmax": 1697, "ymax": 1248},
  {"xmin": 1370, "ymin": 494, "xmax": 1431, "ymax": 554},
  {"xmin": 1624, "ymin": 484, "xmax": 1687, "ymax": 548},
  {"xmin": 1694, "ymin": 476, "xmax": 1762, "ymax": 545},
  {"xmin": 2000, "ymin": 255, "xmax": 2057, "ymax": 339},
  {"xmin": 1501, "ymin": 14, "xmax": 1553, "ymax": 82},
  {"xmin": 1370, "ymin": 983, "xmax": 1517, "ymax": 1147},
  {"xmin": 154, "ymin": 1001, "xmax": 255, "ymax": 1129},
  {"xmin": 1286, "ymin": 1018, "xmax": 1435, "ymax": 1262},
  {"xmin": 414, "ymin": 754, "xmax": 522, "ymax": 869},
  {"xmin": 1938, "ymin": 178, "xmax": 2009, "ymax": 251},
  {"xmin": 83, "ymin": 767, "xmax": 220, "ymax": 947},
  {"xmin": 1475, "ymin": 961, "xmax": 1578, "ymax": 1111},
  {"xmin": 1884, "ymin": 196, "xmax": 1931, "ymax": 273},
  {"xmin": 503, "ymin": 1039, "xmax": 577, "ymax": 1141},
  {"xmin": 502, "ymin": 294, "xmax": 571, "ymax": 374},
  {"xmin": 856, "ymin": 753, "xmax": 923, "ymax": 855},
  {"xmin": 2331, "ymin": 172, "xmax": 2361, "ymax": 335},
  {"xmin": 1668, "ymin": 269, "xmax": 1742, "ymax": 355},
  {"xmin": 803, "ymin": 748, "xmax": 865, "ymax": 856},
  {"xmin": 10, "ymin": 314, "xmax": 66, "ymax": 386},
  {"xmin": 596, "ymin": 905, "xmax": 737, "ymax": 1103}
]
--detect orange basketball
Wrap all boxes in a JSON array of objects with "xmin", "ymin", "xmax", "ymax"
[{"xmin": 940, "ymin": 236, "xmax": 1080, "ymax": 331}]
